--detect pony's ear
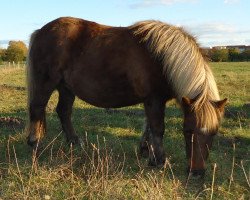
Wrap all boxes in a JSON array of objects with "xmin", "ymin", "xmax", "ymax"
[
  {"xmin": 213, "ymin": 98, "xmax": 228, "ymax": 112},
  {"xmin": 182, "ymin": 96, "xmax": 194, "ymax": 106}
]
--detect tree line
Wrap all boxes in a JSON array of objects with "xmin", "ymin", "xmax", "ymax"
[
  {"xmin": 1, "ymin": 40, "xmax": 250, "ymax": 63},
  {"xmin": 203, "ymin": 48, "xmax": 250, "ymax": 62}
]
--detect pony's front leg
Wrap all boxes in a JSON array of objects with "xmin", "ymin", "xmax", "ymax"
[
  {"xmin": 139, "ymin": 121, "xmax": 150, "ymax": 158},
  {"xmin": 143, "ymin": 98, "xmax": 166, "ymax": 166}
]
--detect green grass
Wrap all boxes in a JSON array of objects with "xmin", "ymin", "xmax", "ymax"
[{"xmin": 0, "ymin": 62, "xmax": 249, "ymax": 199}]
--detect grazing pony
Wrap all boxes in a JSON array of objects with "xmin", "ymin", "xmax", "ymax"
[{"xmin": 26, "ymin": 17, "xmax": 227, "ymax": 176}]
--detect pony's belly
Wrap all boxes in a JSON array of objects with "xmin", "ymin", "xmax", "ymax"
[
  {"xmin": 74, "ymin": 88, "xmax": 143, "ymax": 108},
  {"xmin": 68, "ymin": 74, "xmax": 145, "ymax": 108}
]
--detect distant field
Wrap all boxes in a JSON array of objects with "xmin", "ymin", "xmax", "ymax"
[{"xmin": 0, "ymin": 62, "xmax": 249, "ymax": 199}]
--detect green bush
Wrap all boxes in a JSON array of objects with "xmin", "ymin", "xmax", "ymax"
[{"xmin": 210, "ymin": 49, "xmax": 228, "ymax": 62}]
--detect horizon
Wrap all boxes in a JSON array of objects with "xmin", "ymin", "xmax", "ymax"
[{"xmin": 0, "ymin": 0, "xmax": 249, "ymax": 48}]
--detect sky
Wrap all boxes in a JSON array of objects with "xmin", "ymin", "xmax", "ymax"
[{"xmin": 0, "ymin": 0, "xmax": 249, "ymax": 48}]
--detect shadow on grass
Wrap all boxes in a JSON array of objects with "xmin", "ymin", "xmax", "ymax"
[
  {"xmin": 0, "ymin": 105, "xmax": 249, "ymax": 194},
  {"xmin": 0, "ymin": 106, "xmax": 182, "ymax": 173},
  {"xmin": 224, "ymin": 104, "xmax": 250, "ymax": 119}
]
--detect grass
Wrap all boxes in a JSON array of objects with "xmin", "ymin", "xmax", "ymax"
[{"xmin": 0, "ymin": 62, "xmax": 249, "ymax": 199}]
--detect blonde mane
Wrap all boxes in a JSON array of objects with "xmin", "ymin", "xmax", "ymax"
[{"xmin": 129, "ymin": 20, "xmax": 221, "ymax": 132}]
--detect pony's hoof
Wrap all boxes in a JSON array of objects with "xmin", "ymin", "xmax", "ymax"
[
  {"xmin": 27, "ymin": 137, "xmax": 39, "ymax": 147},
  {"xmin": 139, "ymin": 146, "xmax": 149, "ymax": 158},
  {"xmin": 67, "ymin": 135, "xmax": 79, "ymax": 145},
  {"xmin": 187, "ymin": 168, "xmax": 205, "ymax": 179},
  {"xmin": 148, "ymin": 156, "xmax": 166, "ymax": 167},
  {"xmin": 27, "ymin": 138, "xmax": 43, "ymax": 155}
]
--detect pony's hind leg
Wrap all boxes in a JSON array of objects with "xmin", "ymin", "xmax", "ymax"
[
  {"xmin": 143, "ymin": 98, "xmax": 166, "ymax": 166},
  {"xmin": 27, "ymin": 80, "xmax": 55, "ymax": 147},
  {"xmin": 56, "ymin": 85, "xmax": 79, "ymax": 145}
]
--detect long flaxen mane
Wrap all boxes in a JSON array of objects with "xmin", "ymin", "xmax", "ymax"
[{"xmin": 129, "ymin": 20, "xmax": 222, "ymax": 132}]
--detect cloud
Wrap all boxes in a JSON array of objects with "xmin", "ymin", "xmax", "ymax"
[
  {"xmin": 183, "ymin": 22, "xmax": 250, "ymax": 47},
  {"xmin": 0, "ymin": 40, "xmax": 9, "ymax": 45},
  {"xmin": 224, "ymin": 0, "xmax": 240, "ymax": 4},
  {"xmin": 186, "ymin": 23, "xmax": 235, "ymax": 36},
  {"xmin": 130, "ymin": 0, "xmax": 196, "ymax": 8},
  {"xmin": 0, "ymin": 40, "xmax": 10, "ymax": 48},
  {"xmin": 0, "ymin": 40, "xmax": 9, "ymax": 49}
]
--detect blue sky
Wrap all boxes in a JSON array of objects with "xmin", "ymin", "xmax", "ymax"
[{"xmin": 0, "ymin": 0, "xmax": 249, "ymax": 48}]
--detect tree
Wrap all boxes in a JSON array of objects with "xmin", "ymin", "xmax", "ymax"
[
  {"xmin": 241, "ymin": 50, "xmax": 250, "ymax": 61},
  {"xmin": 228, "ymin": 48, "xmax": 240, "ymax": 61},
  {"xmin": 210, "ymin": 49, "xmax": 229, "ymax": 62},
  {"xmin": 0, "ymin": 48, "xmax": 7, "ymax": 64},
  {"xmin": 5, "ymin": 41, "xmax": 28, "ymax": 62},
  {"xmin": 0, "ymin": 48, "xmax": 3, "ymax": 63}
]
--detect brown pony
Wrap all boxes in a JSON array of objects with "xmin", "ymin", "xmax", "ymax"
[{"xmin": 26, "ymin": 17, "xmax": 227, "ymax": 176}]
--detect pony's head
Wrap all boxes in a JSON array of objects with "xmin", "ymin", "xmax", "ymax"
[{"xmin": 182, "ymin": 96, "xmax": 227, "ymax": 177}]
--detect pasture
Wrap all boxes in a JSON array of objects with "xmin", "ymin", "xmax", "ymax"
[{"xmin": 0, "ymin": 62, "xmax": 249, "ymax": 199}]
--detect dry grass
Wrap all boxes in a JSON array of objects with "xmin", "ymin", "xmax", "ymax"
[
  {"xmin": 1, "ymin": 126, "xmax": 249, "ymax": 199},
  {"xmin": 1, "ymin": 135, "xmax": 184, "ymax": 199}
]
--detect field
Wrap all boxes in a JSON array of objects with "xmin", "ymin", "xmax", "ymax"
[{"xmin": 0, "ymin": 62, "xmax": 249, "ymax": 199}]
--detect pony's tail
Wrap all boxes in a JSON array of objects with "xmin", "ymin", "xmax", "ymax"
[{"xmin": 27, "ymin": 30, "xmax": 39, "ymax": 113}]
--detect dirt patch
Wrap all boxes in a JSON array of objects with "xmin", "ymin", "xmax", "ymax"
[
  {"xmin": 0, "ymin": 117, "xmax": 25, "ymax": 128},
  {"xmin": 243, "ymin": 102, "xmax": 250, "ymax": 109},
  {"xmin": 0, "ymin": 84, "xmax": 26, "ymax": 91},
  {"xmin": 104, "ymin": 108, "xmax": 145, "ymax": 116}
]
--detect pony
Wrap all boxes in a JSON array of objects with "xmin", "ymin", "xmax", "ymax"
[{"xmin": 26, "ymin": 17, "xmax": 227, "ymax": 176}]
